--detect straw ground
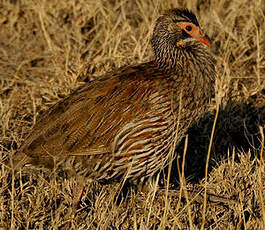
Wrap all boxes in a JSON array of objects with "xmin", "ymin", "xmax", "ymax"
[{"xmin": 0, "ymin": 0, "xmax": 265, "ymax": 229}]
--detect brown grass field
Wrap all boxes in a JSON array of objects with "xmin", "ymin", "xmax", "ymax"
[{"xmin": 1, "ymin": 0, "xmax": 265, "ymax": 229}]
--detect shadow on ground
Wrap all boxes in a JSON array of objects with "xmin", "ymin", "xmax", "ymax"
[{"xmin": 167, "ymin": 94, "xmax": 265, "ymax": 187}]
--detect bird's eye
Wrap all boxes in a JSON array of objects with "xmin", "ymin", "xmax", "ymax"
[{"xmin": 185, "ymin": 25, "xmax": 192, "ymax": 31}]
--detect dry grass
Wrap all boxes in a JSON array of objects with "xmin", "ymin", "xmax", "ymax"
[{"xmin": 0, "ymin": 0, "xmax": 265, "ymax": 229}]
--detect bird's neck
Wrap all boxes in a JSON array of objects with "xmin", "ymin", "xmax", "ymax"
[{"xmin": 153, "ymin": 43, "xmax": 215, "ymax": 79}]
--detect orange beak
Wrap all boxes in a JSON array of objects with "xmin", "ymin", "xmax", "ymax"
[{"xmin": 195, "ymin": 30, "xmax": 211, "ymax": 47}]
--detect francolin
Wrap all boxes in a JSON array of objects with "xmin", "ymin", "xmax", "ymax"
[{"xmin": 13, "ymin": 9, "xmax": 216, "ymax": 190}]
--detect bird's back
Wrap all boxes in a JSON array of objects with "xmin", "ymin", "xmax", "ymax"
[{"xmin": 13, "ymin": 62, "xmax": 181, "ymax": 181}]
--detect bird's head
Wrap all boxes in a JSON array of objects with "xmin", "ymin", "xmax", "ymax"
[{"xmin": 151, "ymin": 9, "xmax": 211, "ymax": 66}]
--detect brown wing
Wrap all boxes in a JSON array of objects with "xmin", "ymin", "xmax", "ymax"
[{"xmin": 13, "ymin": 63, "xmax": 161, "ymax": 169}]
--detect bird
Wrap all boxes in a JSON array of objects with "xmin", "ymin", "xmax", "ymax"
[{"xmin": 12, "ymin": 8, "xmax": 216, "ymax": 187}]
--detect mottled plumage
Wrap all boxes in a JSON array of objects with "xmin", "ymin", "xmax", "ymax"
[{"xmin": 13, "ymin": 8, "xmax": 216, "ymax": 184}]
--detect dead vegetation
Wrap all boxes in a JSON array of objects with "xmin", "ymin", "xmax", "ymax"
[{"xmin": 0, "ymin": 0, "xmax": 265, "ymax": 229}]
